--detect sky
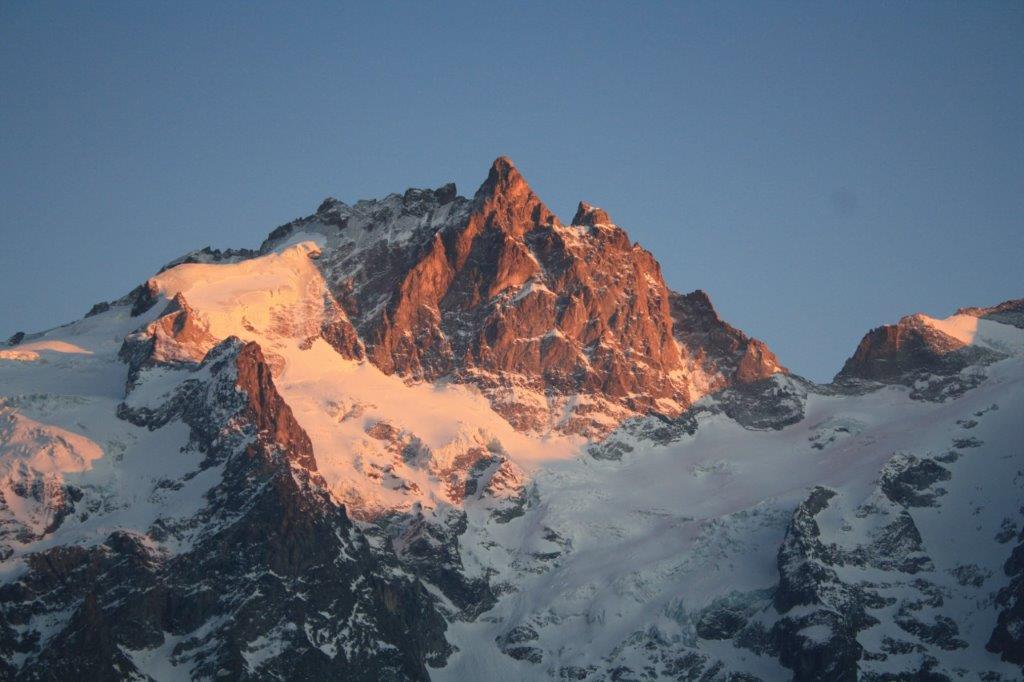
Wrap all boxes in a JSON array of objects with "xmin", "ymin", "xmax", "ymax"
[{"xmin": 1, "ymin": 2, "xmax": 1021, "ymax": 381}]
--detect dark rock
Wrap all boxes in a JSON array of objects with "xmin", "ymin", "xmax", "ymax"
[
  {"xmin": 670, "ymin": 289, "xmax": 786, "ymax": 388},
  {"xmin": 868, "ymin": 510, "xmax": 932, "ymax": 573},
  {"xmin": 775, "ymin": 487, "xmax": 840, "ymax": 613},
  {"xmin": 590, "ymin": 412, "xmax": 699, "ymax": 461},
  {"xmin": 880, "ymin": 636, "xmax": 924, "ymax": 655},
  {"xmin": 126, "ymin": 280, "xmax": 160, "ymax": 317},
  {"xmin": 958, "ymin": 298, "xmax": 1024, "ymax": 329},
  {"xmin": 266, "ymin": 221, "xmax": 296, "ymax": 243},
  {"xmin": 571, "ymin": 201, "xmax": 612, "ymax": 227},
  {"xmin": 118, "ymin": 293, "xmax": 218, "ymax": 388},
  {"xmin": 837, "ymin": 315, "xmax": 967, "ymax": 382},
  {"xmin": 388, "ymin": 507, "xmax": 496, "ymax": 620},
  {"xmin": 834, "ymin": 312, "xmax": 1005, "ymax": 399},
  {"xmin": 588, "ymin": 437, "xmax": 634, "ymax": 461},
  {"xmin": 434, "ymin": 182, "xmax": 458, "ymax": 204},
  {"xmin": 660, "ymin": 652, "xmax": 720, "ymax": 679},
  {"xmin": 157, "ymin": 246, "xmax": 259, "ymax": 273},
  {"xmin": 715, "ymin": 376, "xmax": 807, "ymax": 430},
  {"xmin": 234, "ymin": 340, "xmax": 317, "ymax": 470},
  {"xmin": 880, "ymin": 456, "xmax": 951, "ymax": 508},
  {"xmin": 317, "ymin": 197, "xmax": 341, "ymax": 214},
  {"xmin": 318, "ymin": 294, "xmax": 365, "ymax": 360},
  {"xmin": 696, "ymin": 607, "xmax": 748, "ymax": 640},
  {"xmin": 504, "ymin": 645, "xmax": 543, "ymax": 663},
  {"xmin": 499, "ymin": 623, "xmax": 539, "ymax": 644},
  {"xmin": 772, "ymin": 613, "xmax": 861, "ymax": 682},
  {"xmin": 84, "ymin": 301, "xmax": 110, "ymax": 317},
  {"xmin": 948, "ymin": 564, "xmax": 990, "ymax": 588},
  {"xmin": 895, "ymin": 614, "xmax": 966, "ymax": 651},
  {"xmin": 496, "ymin": 622, "xmax": 543, "ymax": 661},
  {"xmin": 995, "ymin": 518, "xmax": 1018, "ymax": 544},
  {"xmin": 861, "ymin": 656, "xmax": 950, "ymax": 682},
  {"xmin": 772, "ymin": 487, "xmax": 870, "ymax": 680},
  {"xmin": 987, "ymin": 537, "xmax": 1024, "ymax": 664}
]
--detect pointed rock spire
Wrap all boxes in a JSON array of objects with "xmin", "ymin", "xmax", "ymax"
[
  {"xmin": 469, "ymin": 157, "xmax": 556, "ymax": 238},
  {"xmin": 316, "ymin": 197, "xmax": 341, "ymax": 214},
  {"xmin": 476, "ymin": 156, "xmax": 529, "ymax": 200},
  {"xmin": 571, "ymin": 201, "xmax": 612, "ymax": 227},
  {"xmin": 434, "ymin": 182, "xmax": 458, "ymax": 205}
]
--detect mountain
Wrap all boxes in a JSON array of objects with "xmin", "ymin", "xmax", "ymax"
[
  {"xmin": 249, "ymin": 156, "xmax": 782, "ymax": 436},
  {"xmin": 0, "ymin": 158, "xmax": 1021, "ymax": 681}
]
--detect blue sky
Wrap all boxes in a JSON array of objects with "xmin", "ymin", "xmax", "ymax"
[{"xmin": 1, "ymin": 2, "xmax": 1021, "ymax": 380}]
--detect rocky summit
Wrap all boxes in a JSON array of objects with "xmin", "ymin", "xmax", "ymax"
[
  {"xmin": 253, "ymin": 157, "xmax": 782, "ymax": 437},
  {"xmin": 0, "ymin": 158, "xmax": 1021, "ymax": 681}
]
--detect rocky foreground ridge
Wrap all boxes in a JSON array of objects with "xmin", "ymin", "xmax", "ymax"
[{"xmin": 0, "ymin": 159, "xmax": 1021, "ymax": 681}]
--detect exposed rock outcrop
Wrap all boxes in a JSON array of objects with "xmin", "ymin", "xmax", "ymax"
[
  {"xmin": 836, "ymin": 314, "xmax": 974, "ymax": 383},
  {"xmin": 670, "ymin": 289, "xmax": 785, "ymax": 387},
  {"xmin": 833, "ymin": 309, "xmax": 1013, "ymax": 401},
  {"xmin": 570, "ymin": 201, "xmax": 612, "ymax": 227},
  {"xmin": 988, "ymin": 531, "xmax": 1024, "ymax": 664},
  {"xmin": 959, "ymin": 298, "xmax": 1024, "ymax": 329},
  {"xmin": 259, "ymin": 158, "xmax": 785, "ymax": 436},
  {"xmin": 836, "ymin": 310, "xmax": 1018, "ymax": 386},
  {"xmin": 119, "ymin": 293, "xmax": 218, "ymax": 386}
]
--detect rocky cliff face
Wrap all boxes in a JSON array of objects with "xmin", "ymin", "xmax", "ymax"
[
  {"xmin": 837, "ymin": 315, "xmax": 978, "ymax": 383},
  {"xmin": 257, "ymin": 157, "xmax": 783, "ymax": 436},
  {"xmin": 1, "ymin": 338, "xmax": 449, "ymax": 680},
  {"xmin": 835, "ymin": 311, "xmax": 1011, "ymax": 401},
  {"xmin": 958, "ymin": 298, "xmax": 1024, "ymax": 329},
  {"xmin": 670, "ymin": 289, "xmax": 785, "ymax": 387}
]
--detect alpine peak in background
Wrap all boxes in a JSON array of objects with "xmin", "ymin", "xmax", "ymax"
[{"xmin": 1, "ymin": 158, "xmax": 1021, "ymax": 680}]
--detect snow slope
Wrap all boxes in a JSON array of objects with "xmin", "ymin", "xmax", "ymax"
[
  {"xmin": 140, "ymin": 240, "xmax": 584, "ymax": 518},
  {"xmin": 431, "ymin": 353, "xmax": 1024, "ymax": 680}
]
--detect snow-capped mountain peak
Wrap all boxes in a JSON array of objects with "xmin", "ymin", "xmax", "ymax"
[{"xmin": 1, "ymin": 160, "xmax": 1021, "ymax": 681}]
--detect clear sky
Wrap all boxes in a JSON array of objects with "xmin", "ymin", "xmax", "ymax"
[{"xmin": 1, "ymin": 2, "xmax": 1021, "ymax": 381}]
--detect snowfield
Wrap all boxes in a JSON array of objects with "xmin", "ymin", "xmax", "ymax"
[{"xmin": 434, "ymin": 355, "xmax": 1024, "ymax": 680}]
